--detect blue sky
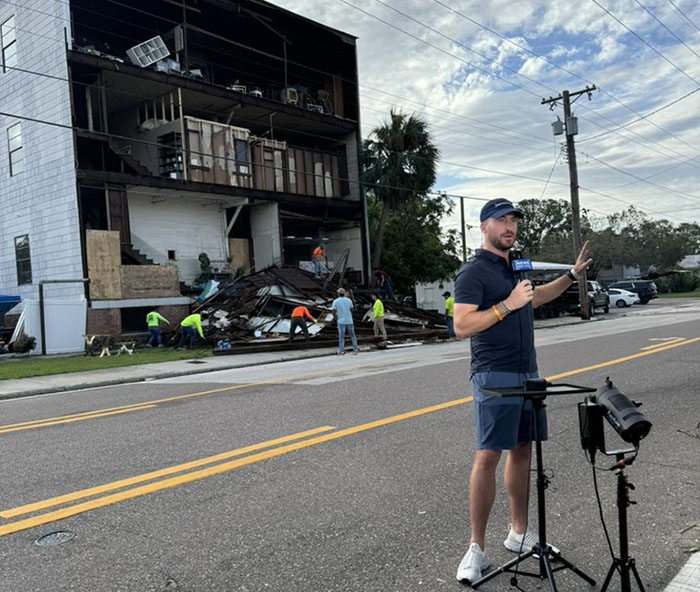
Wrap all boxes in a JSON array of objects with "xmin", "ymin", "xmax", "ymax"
[{"xmin": 272, "ymin": 0, "xmax": 700, "ymax": 250}]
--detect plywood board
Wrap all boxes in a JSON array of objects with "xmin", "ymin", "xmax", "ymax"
[
  {"xmin": 121, "ymin": 264, "xmax": 180, "ymax": 299},
  {"xmin": 86, "ymin": 230, "xmax": 122, "ymax": 300},
  {"xmin": 228, "ymin": 238, "xmax": 250, "ymax": 271}
]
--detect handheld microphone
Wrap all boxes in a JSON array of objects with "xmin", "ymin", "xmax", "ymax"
[{"xmin": 510, "ymin": 250, "xmax": 533, "ymax": 281}]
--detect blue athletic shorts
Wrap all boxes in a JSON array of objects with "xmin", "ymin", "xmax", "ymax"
[{"xmin": 471, "ymin": 371, "xmax": 548, "ymax": 450}]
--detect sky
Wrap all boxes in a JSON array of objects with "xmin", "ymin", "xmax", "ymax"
[{"xmin": 271, "ymin": 0, "xmax": 700, "ymax": 251}]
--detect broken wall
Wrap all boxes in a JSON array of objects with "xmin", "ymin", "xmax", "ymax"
[
  {"xmin": 250, "ymin": 202, "xmax": 282, "ymax": 270},
  {"xmin": 325, "ymin": 225, "xmax": 363, "ymax": 280},
  {"xmin": 128, "ymin": 193, "xmax": 228, "ymax": 284}
]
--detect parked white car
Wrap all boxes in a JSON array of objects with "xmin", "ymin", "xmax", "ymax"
[{"xmin": 608, "ymin": 288, "xmax": 640, "ymax": 308}]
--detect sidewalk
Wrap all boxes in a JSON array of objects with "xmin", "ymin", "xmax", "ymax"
[
  {"xmin": 0, "ymin": 312, "xmax": 591, "ymax": 401},
  {"xmin": 0, "ymin": 346, "xmax": 340, "ymax": 401}
]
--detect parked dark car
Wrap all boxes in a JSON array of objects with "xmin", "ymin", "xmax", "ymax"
[
  {"xmin": 607, "ymin": 280, "xmax": 658, "ymax": 304},
  {"xmin": 564, "ymin": 280, "xmax": 610, "ymax": 314}
]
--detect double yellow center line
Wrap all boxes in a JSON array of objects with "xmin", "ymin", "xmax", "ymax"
[
  {"xmin": 0, "ymin": 335, "xmax": 697, "ymax": 538},
  {"xmin": 0, "ymin": 397, "xmax": 472, "ymax": 537}
]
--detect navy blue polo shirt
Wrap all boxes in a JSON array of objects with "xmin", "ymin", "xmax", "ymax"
[{"xmin": 455, "ymin": 249, "xmax": 537, "ymax": 375}]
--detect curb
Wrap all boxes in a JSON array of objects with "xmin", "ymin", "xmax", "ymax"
[
  {"xmin": 664, "ymin": 552, "xmax": 700, "ymax": 591},
  {"xmin": 0, "ymin": 348, "xmax": 340, "ymax": 401},
  {"xmin": 0, "ymin": 314, "xmax": 591, "ymax": 402}
]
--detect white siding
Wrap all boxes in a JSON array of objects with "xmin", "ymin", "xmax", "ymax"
[
  {"xmin": 0, "ymin": 1, "xmax": 81, "ymax": 308},
  {"xmin": 128, "ymin": 192, "xmax": 228, "ymax": 284},
  {"xmin": 326, "ymin": 225, "xmax": 363, "ymax": 276},
  {"xmin": 250, "ymin": 202, "xmax": 281, "ymax": 270}
]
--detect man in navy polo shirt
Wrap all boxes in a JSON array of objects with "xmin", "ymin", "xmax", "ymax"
[{"xmin": 454, "ymin": 198, "xmax": 592, "ymax": 584}]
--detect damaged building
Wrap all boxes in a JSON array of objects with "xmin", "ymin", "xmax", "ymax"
[{"xmin": 0, "ymin": 0, "xmax": 368, "ymax": 348}]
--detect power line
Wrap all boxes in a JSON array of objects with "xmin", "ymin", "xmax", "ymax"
[
  {"xmin": 0, "ymin": 107, "xmax": 500, "ymax": 209},
  {"xmin": 16, "ymin": 0, "xmax": 700, "ymax": 169},
  {"xmin": 335, "ymin": 0, "xmax": 542, "ymax": 98},
  {"xmin": 597, "ymin": 154, "xmax": 697, "ymax": 191},
  {"xmin": 666, "ymin": 0, "xmax": 700, "ymax": 34},
  {"xmin": 431, "ymin": 0, "xmax": 700, "ymax": 156},
  {"xmin": 3, "ymin": 60, "xmax": 558, "ymax": 182},
  {"xmin": 538, "ymin": 147, "xmax": 564, "ymax": 200},
  {"xmin": 590, "ymin": 0, "xmax": 700, "ymax": 86},
  {"xmin": 579, "ymin": 87, "xmax": 700, "ymax": 143},
  {"xmin": 371, "ymin": 0, "xmax": 560, "ymax": 96},
  {"xmin": 355, "ymin": 0, "xmax": 700, "ymax": 168},
  {"xmin": 579, "ymin": 150, "xmax": 700, "ymax": 204},
  {"xmin": 4, "ymin": 6, "xmax": 696, "ymax": 221},
  {"xmin": 632, "ymin": 0, "xmax": 700, "ymax": 60},
  {"xmin": 7, "ymin": 2, "xmax": 567, "ymax": 155},
  {"xmin": 7, "ymin": 27, "xmax": 700, "ymax": 207},
  {"xmin": 13, "ymin": 0, "xmax": 700, "ymax": 166}
]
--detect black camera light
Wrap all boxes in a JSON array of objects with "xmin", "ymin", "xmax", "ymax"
[
  {"xmin": 595, "ymin": 379, "xmax": 652, "ymax": 444},
  {"xmin": 579, "ymin": 378, "xmax": 652, "ymax": 456}
]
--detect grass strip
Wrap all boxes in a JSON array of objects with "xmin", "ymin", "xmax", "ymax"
[{"xmin": 0, "ymin": 348, "xmax": 212, "ymax": 380}]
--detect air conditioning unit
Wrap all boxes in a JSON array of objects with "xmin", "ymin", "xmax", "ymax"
[
  {"xmin": 280, "ymin": 87, "xmax": 298, "ymax": 105},
  {"xmin": 126, "ymin": 35, "xmax": 170, "ymax": 68}
]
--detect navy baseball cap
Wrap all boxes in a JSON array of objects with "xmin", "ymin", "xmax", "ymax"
[{"xmin": 480, "ymin": 198, "xmax": 524, "ymax": 222}]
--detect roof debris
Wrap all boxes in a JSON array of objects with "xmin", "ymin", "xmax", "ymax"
[{"xmin": 189, "ymin": 267, "xmax": 449, "ymax": 354}]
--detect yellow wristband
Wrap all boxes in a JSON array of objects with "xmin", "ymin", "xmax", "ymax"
[{"xmin": 491, "ymin": 305, "xmax": 503, "ymax": 322}]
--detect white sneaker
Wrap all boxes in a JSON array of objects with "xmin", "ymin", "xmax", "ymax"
[
  {"xmin": 504, "ymin": 526, "xmax": 560, "ymax": 554},
  {"xmin": 456, "ymin": 542, "xmax": 490, "ymax": 584}
]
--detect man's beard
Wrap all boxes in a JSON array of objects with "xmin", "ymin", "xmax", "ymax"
[{"xmin": 488, "ymin": 234, "xmax": 514, "ymax": 252}]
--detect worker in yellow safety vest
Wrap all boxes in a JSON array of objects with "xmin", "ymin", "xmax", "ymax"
[
  {"xmin": 146, "ymin": 310, "xmax": 170, "ymax": 347},
  {"xmin": 371, "ymin": 293, "xmax": 387, "ymax": 341},
  {"xmin": 443, "ymin": 291, "xmax": 455, "ymax": 338},
  {"xmin": 177, "ymin": 312, "xmax": 209, "ymax": 349}
]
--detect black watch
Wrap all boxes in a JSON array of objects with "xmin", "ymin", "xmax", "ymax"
[{"xmin": 566, "ymin": 269, "xmax": 578, "ymax": 282}]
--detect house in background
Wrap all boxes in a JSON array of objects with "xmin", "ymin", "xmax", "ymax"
[
  {"xmin": 678, "ymin": 254, "xmax": 700, "ymax": 270},
  {"xmin": 596, "ymin": 264, "xmax": 642, "ymax": 285},
  {"xmin": 0, "ymin": 0, "xmax": 367, "ymax": 344}
]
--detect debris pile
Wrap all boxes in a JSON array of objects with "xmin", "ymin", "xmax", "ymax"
[{"xmin": 191, "ymin": 266, "xmax": 448, "ymax": 353}]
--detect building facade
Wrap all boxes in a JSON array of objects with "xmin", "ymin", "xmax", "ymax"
[{"xmin": 1, "ymin": 0, "xmax": 367, "ymax": 337}]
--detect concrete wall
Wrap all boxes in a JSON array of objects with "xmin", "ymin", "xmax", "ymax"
[
  {"xmin": 128, "ymin": 192, "xmax": 228, "ymax": 284},
  {"xmin": 0, "ymin": 1, "xmax": 83, "ymax": 310}
]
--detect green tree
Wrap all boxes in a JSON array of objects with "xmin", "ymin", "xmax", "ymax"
[
  {"xmin": 516, "ymin": 203, "xmax": 700, "ymax": 279},
  {"xmin": 368, "ymin": 192, "xmax": 461, "ymax": 295},
  {"xmin": 515, "ymin": 198, "xmax": 574, "ymax": 255},
  {"xmin": 363, "ymin": 110, "xmax": 439, "ymax": 270}
]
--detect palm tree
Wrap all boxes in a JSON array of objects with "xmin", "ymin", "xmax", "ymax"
[{"xmin": 363, "ymin": 110, "xmax": 439, "ymax": 271}]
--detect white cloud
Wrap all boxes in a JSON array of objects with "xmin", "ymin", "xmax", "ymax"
[{"xmin": 268, "ymin": 0, "xmax": 700, "ymax": 232}]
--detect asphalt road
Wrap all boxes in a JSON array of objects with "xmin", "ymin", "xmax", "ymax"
[{"xmin": 0, "ymin": 303, "xmax": 699, "ymax": 592}]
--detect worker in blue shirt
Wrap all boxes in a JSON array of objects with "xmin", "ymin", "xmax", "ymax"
[{"xmin": 331, "ymin": 288, "xmax": 358, "ymax": 355}]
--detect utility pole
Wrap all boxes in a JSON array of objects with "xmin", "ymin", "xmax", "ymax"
[{"xmin": 542, "ymin": 85, "xmax": 596, "ymax": 320}]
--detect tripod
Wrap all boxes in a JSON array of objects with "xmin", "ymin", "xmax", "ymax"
[
  {"xmin": 600, "ymin": 453, "xmax": 646, "ymax": 592},
  {"xmin": 472, "ymin": 379, "xmax": 597, "ymax": 591}
]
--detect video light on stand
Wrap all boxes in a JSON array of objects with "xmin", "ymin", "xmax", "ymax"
[{"xmin": 579, "ymin": 377, "xmax": 652, "ymax": 459}]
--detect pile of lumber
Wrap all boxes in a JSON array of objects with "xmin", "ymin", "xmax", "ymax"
[{"xmin": 190, "ymin": 266, "xmax": 448, "ymax": 353}]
